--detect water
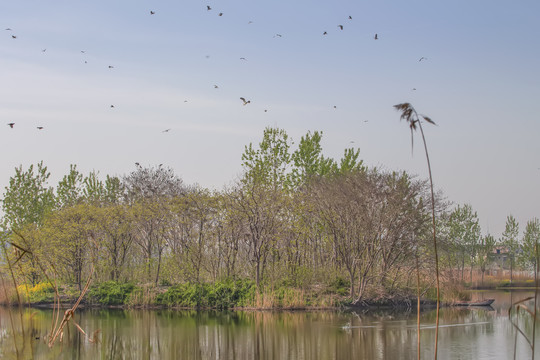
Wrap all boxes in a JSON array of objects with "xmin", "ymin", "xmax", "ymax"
[{"xmin": 0, "ymin": 290, "xmax": 539, "ymax": 359}]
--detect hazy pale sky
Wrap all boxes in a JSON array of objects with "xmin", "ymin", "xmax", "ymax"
[{"xmin": 1, "ymin": 0, "xmax": 539, "ymax": 237}]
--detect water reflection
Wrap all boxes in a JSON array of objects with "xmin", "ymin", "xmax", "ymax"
[{"xmin": 0, "ymin": 291, "xmax": 538, "ymax": 359}]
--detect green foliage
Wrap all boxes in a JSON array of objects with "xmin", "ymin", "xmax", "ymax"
[
  {"xmin": 327, "ymin": 277, "xmax": 350, "ymax": 296},
  {"xmin": 241, "ymin": 126, "xmax": 292, "ymax": 189},
  {"xmin": 88, "ymin": 281, "xmax": 135, "ymax": 305},
  {"xmin": 156, "ymin": 279, "xmax": 256, "ymax": 309},
  {"xmin": 1, "ymin": 161, "xmax": 55, "ymax": 229},
  {"xmin": 519, "ymin": 218, "xmax": 540, "ymax": 271}
]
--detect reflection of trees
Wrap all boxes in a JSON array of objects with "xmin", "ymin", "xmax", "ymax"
[{"xmin": 0, "ymin": 302, "xmax": 537, "ymax": 359}]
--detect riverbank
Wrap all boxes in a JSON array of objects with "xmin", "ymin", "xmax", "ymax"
[{"xmin": 2, "ymin": 279, "xmax": 445, "ymax": 311}]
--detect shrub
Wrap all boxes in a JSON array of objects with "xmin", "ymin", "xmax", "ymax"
[
  {"xmin": 156, "ymin": 279, "xmax": 256, "ymax": 309},
  {"xmin": 17, "ymin": 282, "xmax": 55, "ymax": 303},
  {"xmin": 88, "ymin": 281, "xmax": 135, "ymax": 305}
]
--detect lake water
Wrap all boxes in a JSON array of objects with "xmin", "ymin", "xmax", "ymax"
[{"xmin": 0, "ymin": 290, "xmax": 539, "ymax": 359}]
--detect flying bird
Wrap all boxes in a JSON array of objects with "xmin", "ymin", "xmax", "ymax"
[
  {"xmin": 11, "ymin": 35, "xmax": 16, "ymax": 39},
  {"xmin": 150, "ymin": 10, "xmax": 155, "ymax": 15},
  {"xmin": 42, "ymin": 49, "xmax": 46, "ymax": 52},
  {"xmin": 110, "ymin": 105, "xmax": 115, "ymax": 108},
  {"xmin": 338, "ymin": 25, "xmax": 343, "ymax": 30},
  {"xmin": 214, "ymin": 85, "xmax": 219, "ymax": 88},
  {"xmin": 374, "ymin": 33, "xmax": 378, "ymax": 40},
  {"xmin": 162, "ymin": 129, "xmax": 171, "ymax": 133},
  {"xmin": 5, "ymin": 28, "xmax": 12, "ymax": 31},
  {"xmin": 219, "ymin": 12, "xmax": 223, "ymax": 16},
  {"xmin": 240, "ymin": 97, "xmax": 251, "ymax": 105},
  {"xmin": 81, "ymin": 50, "xmax": 86, "ymax": 53},
  {"xmin": 7, "ymin": 123, "xmax": 15, "ymax": 128},
  {"xmin": 333, "ymin": 105, "xmax": 337, "ymax": 109},
  {"xmin": 419, "ymin": 57, "xmax": 427, "ymax": 62},
  {"xmin": 37, "ymin": 126, "xmax": 44, "ymax": 130},
  {"xmin": 348, "ymin": 16, "xmax": 352, "ymax": 19},
  {"xmin": 240, "ymin": 57, "xmax": 247, "ymax": 61},
  {"xmin": 207, "ymin": 5, "xmax": 211, "ymax": 10},
  {"xmin": 248, "ymin": 21, "xmax": 253, "ymax": 24},
  {"xmin": 323, "ymin": 31, "xmax": 327, "ymax": 35},
  {"xmin": 274, "ymin": 34, "xmax": 282, "ymax": 38},
  {"xmin": 108, "ymin": 65, "xmax": 114, "ymax": 68}
]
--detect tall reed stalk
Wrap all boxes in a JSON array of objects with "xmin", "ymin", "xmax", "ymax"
[{"xmin": 394, "ymin": 103, "xmax": 439, "ymax": 360}]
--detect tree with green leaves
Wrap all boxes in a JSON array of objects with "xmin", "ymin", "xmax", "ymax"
[
  {"xmin": 290, "ymin": 130, "xmax": 336, "ymax": 188},
  {"xmin": 477, "ymin": 234, "xmax": 496, "ymax": 286},
  {"xmin": 519, "ymin": 218, "xmax": 540, "ymax": 272},
  {"xmin": 448, "ymin": 204, "xmax": 481, "ymax": 282},
  {"xmin": 501, "ymin": 215, "xmax": 520, "ymax": 284},
  {"xmin": 1, "ymin": 161, "xmax": 55, "ymax": 230},
  {"xmin": 1, "ymin": 161, "xmax": 56, "ymax": 286},
  {"xmin": 242, "ymin": 126, "xmax": 292, "ymax": 190}
]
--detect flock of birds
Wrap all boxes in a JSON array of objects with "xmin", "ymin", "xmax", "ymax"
[{"xmin": 4, "ymin": 6, "xmax": 427, "ymax": 134}]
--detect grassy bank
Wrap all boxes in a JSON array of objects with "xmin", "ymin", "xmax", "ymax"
[{"xmin": 3, "ymin": 279, "xmax": 350, "ymax": 310}]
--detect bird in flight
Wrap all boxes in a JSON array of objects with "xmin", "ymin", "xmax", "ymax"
[
  {"xmin": 150, "ymin": 10, "xmax": 155, "ymax": 15},
  {"xmin": 110, "ymin": 105, "xmax": 115, "ymax": 108},
  {"xmin": 240, "ymin": 57, "xmax": 247, "ymax": 61},
  {"xmin": 7, "ymin": 123, "xmax": 15, "ymax": 128},
  {"xmin": 5, "ymin": 28, "xmax": 12, "ymax": 31},
  {"xmin": 207, "ymin": 5, "xmax": 211, "ymax": 10},
  {"xmin": 240, "ymin": 97, "xmax": 251, "ymax": 105},
  {"xmin": 37, "ymin": 126, "xmax": 44, "ymax": 130},
  {"xmin": 323, "ymin": 31, "xmax": 327, "ymax": 35},
  {"xmin": 419, "ymin": 57, "xmax": 427, "ymax": 62},
  {"xmin": 374, "ymin": 34, "xmax": 378, "ymax": 40},
  {"xmin": 349, "ymin": 16, "xmax": 352, "ymax": 20},
  {"xmin": 274, "ymin": 34, "xmax": 282, "ymax": 38},
  {"xmin": 42, "ymin": 49, "xmax": 46, "ymax": 52},
  {"xmin": 214, "ymin": 85, "xmax": 219, "ymax": 89},
  {"xmin": 162, "ymin": 129, "xmax": 171, "ymax": 133},
  {"xmin": 11, "ymin": 35, "xmax": 16, "ymax": 39},
  {"xmin": 338, "ymin": 25, "xmax": 343, "ymax": 30},
  {"xmin": 108, "ymin": 65, "xmax": 114, "ymax": 68},
  {"xmin": 333, "ymin": 105, "xmax": 337, "ymax": 109},
  {"xmin": 219, "ymin": 12, "xmax": 223, "ymax": 16},
  {"xmin": 81, "ymin": 50, "xmax": 86, "ymax": 53},
  {"xmin": 248, "ymin": 21, "xmax": 253, "ymax": 24}
]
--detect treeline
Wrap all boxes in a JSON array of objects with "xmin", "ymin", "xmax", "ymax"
[{"xmin": 1, "ymin": 127, "xmax": 538, "ymax": 307}]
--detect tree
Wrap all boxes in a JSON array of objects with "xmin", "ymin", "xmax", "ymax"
[
  {"xmin": 448, "ymin": 204, "xmax": 481, "ymax": 282},
  {"xmin": 238, "ymin": 127, "xmax": 291, "ymax": 287},
  {"xmin": 1, "ymin": 161, "xmax": 55, "ymax": 230},
  {"xmin": 290, "ymin": 130, "xmax": 336, "ymax": 188},
  {"xmin": 1, "ymin": 161, "xmax": 56, "ymax": 286},
  {"xmin": 123, "ymin": 165, "xmax": 186, "ymax": 285},
  {"xmin": 56, "ymin": 164, "xmax": 84, "ymax": 208},
  {"xmin": 241, "ymin": 126, "xmax": 292, "ymax": 190},
  {"xmin": 477, "ymin": 234, "xmax": 496, "ymax": 286},
  {"xmin": 501, "ymin": 215, "xmax": 520, "ymax": 284},
  {"xmin": 519, "ymin": 218, "xmax": 540, "ymax": 272}
]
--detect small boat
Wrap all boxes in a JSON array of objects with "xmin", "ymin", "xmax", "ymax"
[{"xmin": 452, "ymin": 298, "xmax": 495, "ymax": 307}]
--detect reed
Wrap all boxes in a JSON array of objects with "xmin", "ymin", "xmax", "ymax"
[{"xmin": 394, "ymin": 103, "xmax": 439, "ymax": 360}]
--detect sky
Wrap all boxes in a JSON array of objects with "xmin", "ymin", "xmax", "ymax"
[{"xmin": 1, "ymin": 0, "xmax": 539, "ymax": 237}]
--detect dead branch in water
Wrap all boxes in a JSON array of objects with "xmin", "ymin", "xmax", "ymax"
[{"xmin": 48, "ymin": 265, "xmax": 95, "ymax": 347}]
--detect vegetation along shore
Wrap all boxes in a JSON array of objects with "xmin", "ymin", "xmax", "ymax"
[{"xmin": 1, "ymin": 127, "xmax": 539, "ymax": 311}]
